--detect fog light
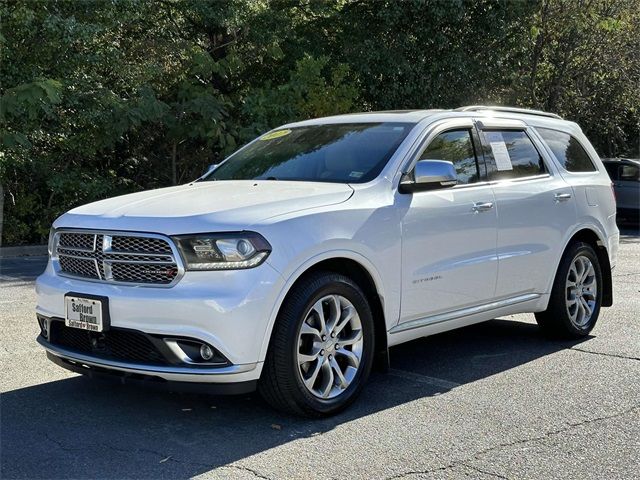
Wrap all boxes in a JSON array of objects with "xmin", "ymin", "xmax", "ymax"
[
  {"xmin": 37, "ymin": 315, "xmax": 48, "ymax": 339},
  {"xmin": 200, "ymin": 344, "xmax": 214, "ymax": 361}
]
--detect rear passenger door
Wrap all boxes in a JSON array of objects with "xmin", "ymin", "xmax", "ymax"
[{"xmin": 476, "ymin": 119, "xmax": 577, "ymax": 300}]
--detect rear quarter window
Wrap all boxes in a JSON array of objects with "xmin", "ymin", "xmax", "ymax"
[{"xmin": 536, "ymin": 127, "xmax": 597, "ymax": 172}]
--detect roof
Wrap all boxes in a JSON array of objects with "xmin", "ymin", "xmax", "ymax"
[
  {"xmin": 454, "ymin": 105, "xmax": 562, "ymax": 119},
  {"xmin": 601, "ymin": 158, "xmax": 640, "ymax": 164},
  {"xmin": 282, "ymin": 110, "xmax": 444, "ymax": 127},
  {"xmin": 281, "ymin": 105, "xmax": 570, "ymax": 129}
]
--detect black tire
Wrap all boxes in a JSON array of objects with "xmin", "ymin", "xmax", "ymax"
[
  {"xmin": 258, "ymin": 271, "xmax": 375, "ymax": 417},
  {"xmin": 535, "ymin": 242, "xmax": 603, "ymax": 338}
]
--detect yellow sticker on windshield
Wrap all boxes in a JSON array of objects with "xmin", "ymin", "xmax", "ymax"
[{"xmin": 260, "ymin": 129, "xmax": 291, "ymax": 141}]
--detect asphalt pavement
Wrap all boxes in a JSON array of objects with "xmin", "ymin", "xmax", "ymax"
[{"xmin": 1, "ymin": 228, "xmax": 638, "ymax": 479}]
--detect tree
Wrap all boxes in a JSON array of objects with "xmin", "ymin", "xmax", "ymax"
[
  {"xmin": 516, "ymin": 0, "xmax": 640, "ymax": 157},
  {"xmin": 1, "ymin": 0, "xmax": 638, "ymax": 245}
]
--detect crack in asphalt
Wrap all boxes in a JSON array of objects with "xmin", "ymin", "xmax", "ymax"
[
  {"xmin": 459, "ymin": 462, "xmax": 510, "ymax": 479},
  {"xmin": 383, "ymin": 405, "xmax": 639, "ymax": 480},
  {"xmin": 43, "ymin": 433, "xmax": 273, "ymax": 479},
  {"xmin": 570, "ymin": 347, "xmax": 640, "ymax": 361},
  {"xmin": 224, "ymin": 465, "xmax": 273, "ymax": 479}
]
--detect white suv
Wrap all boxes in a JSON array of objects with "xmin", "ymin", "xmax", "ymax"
[{"xmin": 36, "ymin": 106, "xmax": 619, "ymax": 416}]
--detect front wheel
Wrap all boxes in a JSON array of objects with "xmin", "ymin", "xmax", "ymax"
[
  {"xmin": 259, "ymin": 271, "xmax": 374, "ymax": 417},
  {"xmin": 535, "ymin": 242, "xmax": 603, "ymax": 338}
]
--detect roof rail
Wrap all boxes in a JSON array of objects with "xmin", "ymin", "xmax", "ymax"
[{"xmin": 455, "ymin": 105, "xmax": 562, "ymax": 120}]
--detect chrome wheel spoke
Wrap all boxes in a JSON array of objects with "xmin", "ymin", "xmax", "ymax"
[
  {"xmin": 298, "ymin": 350, "xmax": 319, "ymax": 365},
  {"xmin": 580, "ymin": 297, "xmax": 593, "ymax": 318},
  {"xmin": 575, "ymin": 258, "xmax": 586, "ymax": 280},
  {"xmin": 568, "ymin": 265, "xmax": 579, "ymax": 284},
  {"xmin": 336, "ymin": 347, "xmax": 360, "ymax": 369},
  {"xmin": 339, "ymin": 329, "xmax": 362, "ymax": 346},
  {"xmin": 576, "ymin": 300, "xmax": 586, "ymax": 325},
  {"xmin": 303, "ymin": 358, "xmax": 323, "ymax": 389},
  {"xmin": 330, "ymin": 358, "xmax": 348, "ymax": 388},
  {"xmin": 310, "ymin": 299, "xmax": 327, "ymax": 335},
  {"xmin": 326, "ymin": 295, "xmax": 341, "ymax": 331},
  {"xmin": 333, "ymin": 305, "xmax": 355, "ymax": 336},
  {"xmin": 300, "ymin": 322, "xmax": 322, "ymax": 340},
  {"xmin": 581, "ymin": 263, "xmax": 594, "ymax": 284},
  {"xmin": 319, "ymin": 359, "xmax": 334, "ymax": 398}
]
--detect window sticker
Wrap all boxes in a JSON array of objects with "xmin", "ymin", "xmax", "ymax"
[
  {"xmin": 485, "ymin": 132, "xmax": 513, "ymax": 171},
  {"xmin": 260, "ymin": 129, "xmax": 292, "ymax": 141},
  {"xmin": 349, "ymin": 171, "xmax": 364, "ymax": 178}
]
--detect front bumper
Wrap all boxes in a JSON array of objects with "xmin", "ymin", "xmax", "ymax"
[
  {"xmin": 36, "ymin": 259, "xmax": 286, "ymax": 383},
  {"xmin": 38, "ymin": 336, "xmax": 259, "ymax": 392}
]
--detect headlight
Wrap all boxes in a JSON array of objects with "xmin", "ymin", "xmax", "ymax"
[
  {"xmin": 48, "ymin": 228, "xmax": 56, "ymax": 256},
  {"xmin": 173, "ymin": 232, "xmax": 271, "ymax": 270}
]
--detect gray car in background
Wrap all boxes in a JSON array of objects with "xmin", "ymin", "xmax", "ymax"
[{"xmin": 603, "ymin": 158, "xmax": 640, "ymax": 224}]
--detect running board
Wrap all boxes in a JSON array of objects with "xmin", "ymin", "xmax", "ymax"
[{"xmin": 389, "ymin": 293, "xmax": 541, "ymax": 334}]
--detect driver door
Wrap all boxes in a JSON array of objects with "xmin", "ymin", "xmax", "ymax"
[{"xmin": 398, "ymin": 119, "xmax": 498, "ymax": 325}]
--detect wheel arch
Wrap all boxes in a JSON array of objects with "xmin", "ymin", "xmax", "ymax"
[
  {"xmin": 556, "ymin": 227, "xmax": 613, "ymax": 307},
  {"xmin": 260, "ymin": 253, "xmax": 390, "ymax": 371}
]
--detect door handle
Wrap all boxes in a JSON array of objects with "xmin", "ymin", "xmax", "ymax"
[
  {"xmin": 472, "ymin": 202, "xmax": 494, "ymax": 213},
  {"xmin": 554, "ymin": 193, "xmax": 572, "ymax": 202}
]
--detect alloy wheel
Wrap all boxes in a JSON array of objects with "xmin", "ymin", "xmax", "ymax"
[
  {"xmin": 296, "ymin": 294, "xmax": 364, "ymax": 399},
  {"xmin": 565, "ymin": 254, "xmax": 598, "ymax": 328}
]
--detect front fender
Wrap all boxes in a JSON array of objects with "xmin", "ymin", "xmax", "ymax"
[{"xmin": 259, "ymin": 247, "xmax": 397, "ymax": 362}]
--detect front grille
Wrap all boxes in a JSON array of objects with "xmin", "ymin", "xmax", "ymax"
[
  {"xmin": 59, "ymin": 256, "xmax": 98, "ymax": 279},
  {"xmin": 59, "ymin": 233, "xmax": 95, "ymax": 250},
  {"xmin": 111, "ymin": 236, "xmax": 173, "ymax": 254},
  {"xmin": 54, "ymin": 231, "xmax": 180, "ymax": 286},
  {"xmin": 48, "ymin": 321, "xmax": 168, "ymax": 365}
]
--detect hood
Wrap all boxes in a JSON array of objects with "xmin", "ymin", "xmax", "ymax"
[{"xmin": 55, "ymin": 180, "xmax": 354, "ymax": 234}]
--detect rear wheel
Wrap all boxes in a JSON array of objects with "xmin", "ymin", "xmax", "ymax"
[
  {"xmin": 535, "ymin": 242, "xmax": 603, "ymax": 338},
  {"xmin": 259, "ymin": 271, "xmax": 374, "ymax": 417}
]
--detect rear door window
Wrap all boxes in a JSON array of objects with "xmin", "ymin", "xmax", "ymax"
[
  {"xmin": 536, "ymin": 128, "xmax": 596, "ymax": 172},
  {"xmin": 483, "ymin": 130, "xmax": 545, "ymax": 180}
]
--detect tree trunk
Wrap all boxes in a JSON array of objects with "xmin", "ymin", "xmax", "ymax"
[
  {"xmin": 0, "ymin": 182, "xmax": 4, "ymax": 247},
  {"xmin": 171, "ymin": 142, "xmax": 177, "ymax": 185}
]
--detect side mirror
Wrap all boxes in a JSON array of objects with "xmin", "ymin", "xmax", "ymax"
[{"xmin": 399, "ymin": 160, "xmax": 458, "ymax": 193}]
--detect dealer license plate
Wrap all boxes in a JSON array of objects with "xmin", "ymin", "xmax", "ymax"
[{"xmin": 65, "ymin": 296, "xmax": 104, "ymax": 332}]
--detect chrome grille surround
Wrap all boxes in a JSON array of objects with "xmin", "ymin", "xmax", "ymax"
[{"xmin": 52, "ymin": 229, "xmax": 184, "ymax": 287}]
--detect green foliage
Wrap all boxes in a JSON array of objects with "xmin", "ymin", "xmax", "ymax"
[
  {"xmin": 515, "ymin": 0, "xmax": 640, "ymax": 157},
  {"xmin": 1, "ymin": 0, "xmax": 639, "ymax": 245}
]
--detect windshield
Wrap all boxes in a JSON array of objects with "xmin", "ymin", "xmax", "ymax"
[{"xmin": 201, "ymin": 122, "xmax": 415, "ymax": 184}]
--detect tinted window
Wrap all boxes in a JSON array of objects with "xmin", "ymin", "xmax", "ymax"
[
  {"xmin": 202, "ymin": 122, "xmax": 413, "ymax": 184},
  {"xmin": 484, "ymin": 130, "xmax": 544, "ymax": 180},
  {"xmin": 620, "ymin": 163, "xmax": 640, "ymax": 182},
  {"xmin": 536, "ymin": 128, "xmax": 596, "ymax": 172},
  {"xmin": 419, "ymin": 129, "xmax": 479, "ymax": 184}
]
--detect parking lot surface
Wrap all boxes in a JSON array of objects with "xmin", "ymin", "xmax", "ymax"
[{"xmin": 1, "ymin": 229, "xmax": 638, "ymax": 479}]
